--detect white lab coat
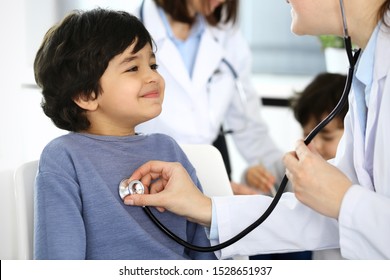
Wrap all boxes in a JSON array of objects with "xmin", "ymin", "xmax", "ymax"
[
  {"xmin": 132, "ymin": 0, "xmax": 284, "ymax": 180},
  {"xmin": 211, "ymin": 22, "xmax": 390, "ymax": 260}
]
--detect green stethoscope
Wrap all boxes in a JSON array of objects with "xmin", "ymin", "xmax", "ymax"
[{"xmin": 121, "ymin": 0, "xmax": 361, "ymax": 252}]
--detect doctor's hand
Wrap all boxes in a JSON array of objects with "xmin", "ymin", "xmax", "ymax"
[
  {"xmin": 123, "ymin": 161, "xmax": 212, "ymax": 227},
  {"xmin": 283, "ymin": 140, "xmax": 352, "ymax": 219},
  {"xmin": 245, "ymin": 164, "xmax": 276, "ymax": 194}
]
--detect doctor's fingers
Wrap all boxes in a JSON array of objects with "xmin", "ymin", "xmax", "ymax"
[
  {"xmin": 295, "ymin": 140, "xmax": 321, "ymax": 159},
  {"xmin": 283, "ymin": 150, "xmax": 298, "ymax": 170},
  {"xmin": 284, "ymin": 140, "xmax": 322, "ymax": 173},
  {"xmin": 283, "ymin": 149, "xmax": 314, "ymax": 187},
  {"xmin": 129, "ymin": 161, "xmax": 184, "ymax": 186},
  {"xmin": 124, "ymin": 192, "xmax": 167, "ymax": 213},
  {"xmin": 148, "ymin": 179, "xmax": 167, "ymax": 194},
  {"xmin": 125, "ymin": 178, "xmax": 209, "ymax": 221}
]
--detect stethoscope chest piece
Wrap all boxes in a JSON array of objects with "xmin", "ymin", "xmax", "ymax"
[{"xmin": 119, "ymin": 179, "xmax": 145, "ymax": 200}]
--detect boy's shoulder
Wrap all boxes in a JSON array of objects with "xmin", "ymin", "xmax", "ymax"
[
  {"xmin": 42, "ymin": 132, "xmax": 80, "ymax": 149},
  {"xmin": 39, "ymin": 133, "xmax": 77, "ymax": 159},
  {"xmin": 42, "ymin": 133, "xmax": 72, "ymax": 149},
  {"xmin": 43, "ymin": 132, "xmax": 176, "ymax": 149},
  {"xmin": 145, "ymin": 132, "xmax": 176, "ymax": 143},
  {"xmin": 141, "ymin": 133, "xmax": 182, "ymax": 149},
  {"xmin": 143, "ymin": 133, "xmax": 189, "ymax": 161}
]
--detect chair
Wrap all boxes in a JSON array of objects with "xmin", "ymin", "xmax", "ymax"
[
  {"xmin": 13, "ymin": 160, "xmax": 38, "ymax": 260},
  {"xmin": 180, "ymin": 144, "xmax": 248, "ymax": 260},
  {"xmin": 180, "ymin": 144, "xmax": 233, "ymax": 197}
]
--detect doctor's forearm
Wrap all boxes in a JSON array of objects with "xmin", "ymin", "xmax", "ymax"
[{"xmin": 187, "ymin": 196, "xmax": 212, "ymax": 227}]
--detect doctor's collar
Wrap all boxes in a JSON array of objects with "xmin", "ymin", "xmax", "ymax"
[{"xmin": 157, "ymin": 7, "xmax": 205, "ymax": 42}]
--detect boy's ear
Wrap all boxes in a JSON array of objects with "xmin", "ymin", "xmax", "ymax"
[{"xmin": 73, "ymin": 92, "xmax": 98, "ymax": 111}]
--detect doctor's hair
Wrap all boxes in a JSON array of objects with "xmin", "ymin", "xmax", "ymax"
[
  {"xmin": 290, "ymin": 73, "xmax": 348, "ymax": 128},
  {"xmin": 379, "ymin": 0, "xmax": 390, "ymax": 26},
  {"xmin": 34, "ymin": 8, "xmax": 155, "ymax": 132},
  {"xmin": 153, "ymin": 0, "xmax": 238, "ymax": 26}
]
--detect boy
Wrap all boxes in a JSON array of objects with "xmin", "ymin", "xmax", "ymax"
[
  {"xmin": 290, "ymin": 73, "xmax": 347, "ymax": 162},
  {"xmin": 33, "ymin": 8, "xmax": 216, "ymax": 260}
]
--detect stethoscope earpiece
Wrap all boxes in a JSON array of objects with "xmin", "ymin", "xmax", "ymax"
[{"xmin": 119, "ymin": 179, "xmax": 145, "ymax": 200}]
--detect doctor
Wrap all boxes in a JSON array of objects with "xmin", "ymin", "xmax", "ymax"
[
  {"xmin": 124, "ymin": 0, "xmax": 390, "ymax": 259},
  {"xmin": 131, "ymin": 0, "xmax": 285, "ymax": 194}
]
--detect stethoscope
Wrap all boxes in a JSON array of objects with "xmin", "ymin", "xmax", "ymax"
[
  {"xmin": 119, "ymin": 179, "xmax": 145, "ymax": 197},
  {"xmin": 121, "ymin": 0, "xmax": 361, "ymax": 253},
  {"xmin": 139, "ymin": 0, "xmax": 250, "ymax": 136}
]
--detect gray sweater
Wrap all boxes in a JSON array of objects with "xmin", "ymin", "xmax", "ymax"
[{"xmin": 34, "ymin": 132, "xmax": 216, "ymax": 260}]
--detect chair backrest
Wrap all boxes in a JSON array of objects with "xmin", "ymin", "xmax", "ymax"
[
  {"xmin": 180, "ymin": 144, "xmax": 233, "ymax": 197},
  {"xmin": 13, "ymin": 160, "xmax": 38, "ymax": 260},
  {"xmin": 180, "ymin": 144, "xmax": 248, "ymax": 260}
]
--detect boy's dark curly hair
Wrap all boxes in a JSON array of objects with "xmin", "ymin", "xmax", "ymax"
[
  {"xmin": 290, "ymin": 73, "xmax": 348, "ymax": 127},
  {"xmin": 34, "ymin": 8, "xmax": 154, "ymax": 131}
]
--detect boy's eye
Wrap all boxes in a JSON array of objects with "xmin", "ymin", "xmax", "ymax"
[
  {"xmin": 320, "ymin": 134, "xmax": 334, "ymax": 142},
  {"xmin": 151, "ymin": 64, "xmax": 159, "ymax": 70},
  {"xmin": 126, "ymin": 66, "xmax": 138, "ymax": 72}
]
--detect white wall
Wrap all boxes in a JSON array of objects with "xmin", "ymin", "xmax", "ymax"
[
  {"xmin": 0, "ymin": 0, "xmax": 65, "ymax": 260},
  {"xmin": 0, "ymin": 0, "xmax": 26, "ymax": 259},
  {"xmin": 239, "ymin": 0, "xmax": 326, "ymax": 75}
]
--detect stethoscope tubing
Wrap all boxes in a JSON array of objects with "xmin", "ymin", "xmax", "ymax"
[
  {"xmin": 142, "ymin": 39, "xmax": 361, "ymax": 253},
  {"xmin": 137, "ymin": 0, "xmax": 362, "ymax": 253}
]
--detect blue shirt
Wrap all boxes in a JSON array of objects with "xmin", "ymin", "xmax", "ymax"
[
  {"xmin": 34, "ymin": 132, "xmax": 216, "ymax": 260},
  {"xmin": 353, "ymin": 24, "xmax": 380, "ymax": 134},
  {"xmin": 353, "ymin": 23, "xmax": 380, "ymax": 183}
]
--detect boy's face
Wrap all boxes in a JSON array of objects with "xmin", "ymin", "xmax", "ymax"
[
  {"xmin": 303, "ymin": 115, "xmax": 344, "ymax": 160},
  {"xmin": 86, "ymin": 42, "xmax": 165, "ymax": 136}
]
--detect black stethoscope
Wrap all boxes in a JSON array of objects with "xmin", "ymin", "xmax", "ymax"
[{"xmin": 122, "ymin": 0, "xmax": 361, "ymax": 253}]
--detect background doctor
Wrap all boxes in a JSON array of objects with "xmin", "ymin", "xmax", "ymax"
[
  {"xmin": 132, "ymin": 0, "xmax": 285, "ymax": 194},
  {"xmin": 124, "ymin": 0, "xmax": 390, "ymax": 260}
]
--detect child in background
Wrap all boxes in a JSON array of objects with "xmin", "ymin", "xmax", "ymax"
[
  {"xmin": 290, "ymin": 72, "xmax": 347, "ymax": 260},
  {"xmin": 33, "ymin": 8, "xmax": 216, "ymax": 260},
  {"xmin": 291, "ymin": 73, "xmax": 348, "ymax": 163}
]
